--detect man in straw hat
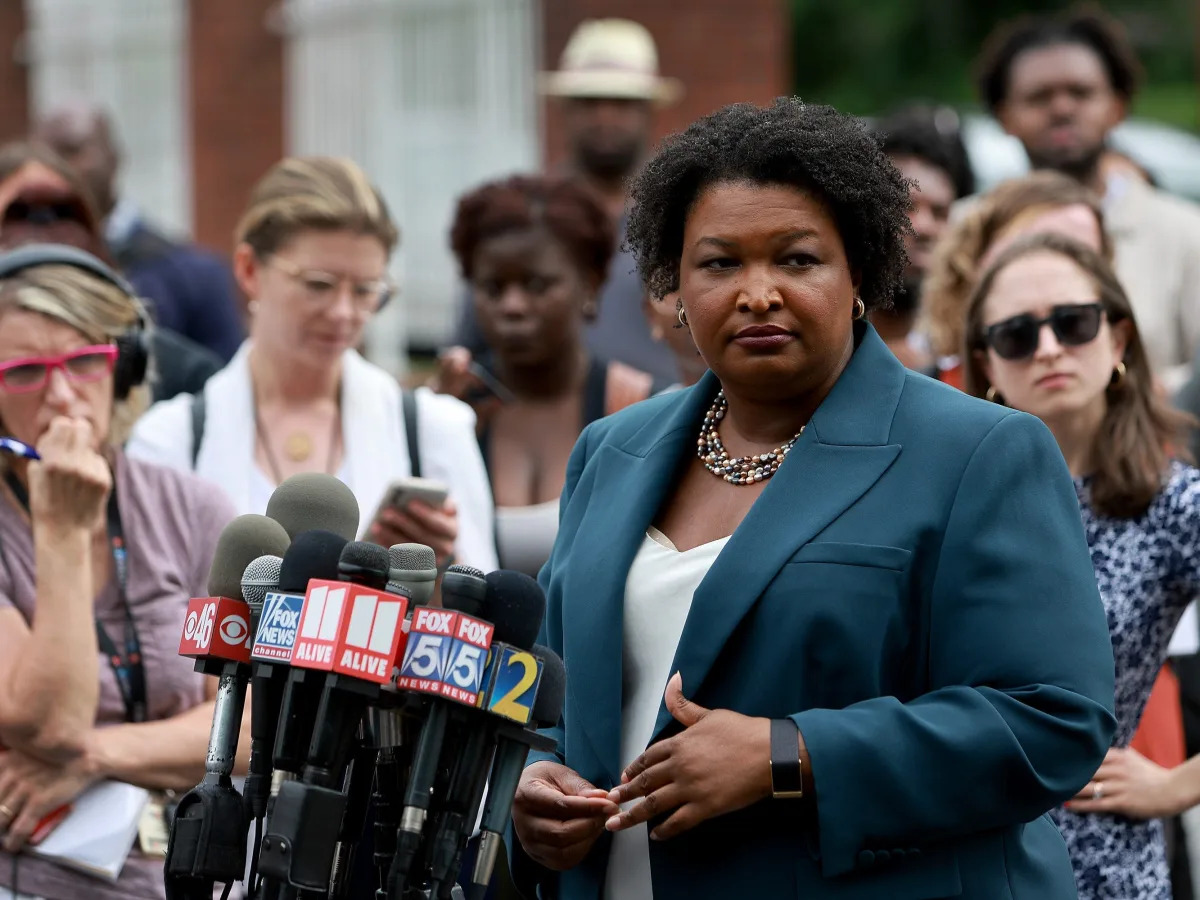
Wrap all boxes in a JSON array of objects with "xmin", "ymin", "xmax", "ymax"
[{"xmin": 451, "ymin": 18, "xmax": 684, "ymax": 384}]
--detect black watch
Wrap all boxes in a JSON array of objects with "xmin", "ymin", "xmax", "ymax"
[{"xmin": 769, "ymin": 718, "xmax": 805, "ymax": 799}]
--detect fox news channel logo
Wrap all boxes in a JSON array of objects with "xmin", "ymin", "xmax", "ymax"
[{"xmin": 252, "ymin": 591, "xmax": 304, "ymax": 661}]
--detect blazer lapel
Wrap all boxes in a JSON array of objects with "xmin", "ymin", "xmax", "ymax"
[
  {"xmin": 650, "ymin": 325, "xmax": 906, "ymax": 741},
  {"xmin": 562, "ymin": 382, "xmax": 712, "ymax": 785}
]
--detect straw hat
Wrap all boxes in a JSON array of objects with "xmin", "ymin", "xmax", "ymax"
[{"xmin": 540, "ymin": 19, "xmax": 683, "ymax": 106}]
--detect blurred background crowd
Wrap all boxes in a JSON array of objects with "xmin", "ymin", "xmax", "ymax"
[{"xmin": 4, "ymin": 0, "xmax": 1200, "ymax": 898}]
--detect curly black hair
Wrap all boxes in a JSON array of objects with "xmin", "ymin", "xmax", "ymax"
[
  {"xmin": 625, "ymin": 97, "xmax": 911, "ymax": 312},
  {"xmin": 875, "ymin": 105, "xmax": 976, "ymax": 200},
  {"xmin": 976, "ymin": 6, "xmax": 1143, "ymax": 114},
  {"xmin": 449, "ymin": 174, "xmax": 614, "ymax": 285}
]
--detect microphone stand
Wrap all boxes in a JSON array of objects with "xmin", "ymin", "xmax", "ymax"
[{"xmin": 165, "ymin": 659, "xmax": 252, "ymax": 899}]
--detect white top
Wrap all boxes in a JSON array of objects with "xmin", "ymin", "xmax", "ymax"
[
  {"xmin": 604, "ymin": 527, "xmax": 730, "ymax": 900},
  {"xmin": 126, "ymin": 342, "xmax": 498, "ymax": 571},
  {"xmin": 494, "ymin": 499, "xmax": 560, "ymax": 577}
]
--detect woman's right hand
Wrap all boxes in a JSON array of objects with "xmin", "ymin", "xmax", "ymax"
[
  {"xmin": 28, "ymin": 417, "xmax": 111, "ymax": 533},
  {"xmin": 512, "ymin": 760, "xmax": 619, "ymax": 871}
]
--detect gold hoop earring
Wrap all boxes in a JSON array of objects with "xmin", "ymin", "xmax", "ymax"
[
  {"xmin": 852, "ymin": 297, "xmax": 866, "ymax": 320},
  {"xmin": 985, "ymin": 386, "xmax": 1003, "ymax": 404},
  {"xmin": 677, "ymin": 306, "xmax": 689, "ymax": 328},
  {"xmin": 1111, "ymin": 361, "xmax": 1127, "ymax": 388}
]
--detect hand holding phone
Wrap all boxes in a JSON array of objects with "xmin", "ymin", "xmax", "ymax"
[{"xmin": 369, "ymin": 478, "xmax": 458, "ymax": 567}]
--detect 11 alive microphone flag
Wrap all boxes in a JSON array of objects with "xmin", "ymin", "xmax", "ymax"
[{"xmin": 291, "ymin": 578, "xmax": 408, "ymax": 683}]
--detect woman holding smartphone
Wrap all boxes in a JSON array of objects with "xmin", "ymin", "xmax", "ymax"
[
  {"xmin": 129, "ymin": 157, "xmax": 496, "ymax": 571},
  {"xmin": 436, "ymin": 174, "xmax": 664, "ymax": 577}
]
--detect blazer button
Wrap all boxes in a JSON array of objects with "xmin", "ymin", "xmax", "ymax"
[{"xmin": 856, "ymin": 850, "xmax": 876, "ymax": 867}]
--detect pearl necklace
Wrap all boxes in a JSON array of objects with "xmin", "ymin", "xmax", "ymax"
[{"xmin": 696, "ymin": 390, "xmax": 804, "ymax": 485}]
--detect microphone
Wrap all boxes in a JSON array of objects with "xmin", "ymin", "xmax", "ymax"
[
  {"xmin": 165, "ymin": 515, "xmax": 290, "ymax": 900},
  {"xmin": 266, "ymin": 472, "xmax": 361, "ymax": 541},
  {"xmin": 178, "ymin": 515, "xmax": 291, "ymax": 665},
  {"xmin": 388, "ymin": 566, "xmax": 491, "ymax": 896},
  {"xmin": 258, "ymin": 542, "xmax": 408, "ymax": 894},
  {"xmin": 245, "ymin": 530, "xmax": 348, "ymax": 829},
  {"xmin": 424, "ymin": 572, "xmax": 546, "ymax": 898},
  {"xmin": 466, "ymin": 645, "xmax": 566, "ymax": 900},
  {"xmin": 387, "ymin": 543, "xmax": 438, "ymax": 607}
]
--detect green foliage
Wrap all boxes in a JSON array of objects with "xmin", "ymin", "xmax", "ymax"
[{"xmin": 790, "ymin": 0, "xmax": 1197, "ymax": 129}]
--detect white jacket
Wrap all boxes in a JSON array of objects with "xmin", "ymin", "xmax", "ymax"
[{"xmin": 127, "ymin": 342, "xmax": 497, "ymax": 572}]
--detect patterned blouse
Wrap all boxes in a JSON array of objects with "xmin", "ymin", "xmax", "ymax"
[{"xmin": 1050, "ymin": 461, "xmax": 1200, "ymax": 900}]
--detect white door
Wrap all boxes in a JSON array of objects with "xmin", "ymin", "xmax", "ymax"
[
  {"xmin": 282, "ymin": 0, "xmax": 541, "ymax": 373},
  {"xmin": 24, "ymin": 0, "xmax": 190, "ymax": 238}
]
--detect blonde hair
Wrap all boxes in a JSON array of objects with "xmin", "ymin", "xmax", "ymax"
[
  {"xmin": 0, "ymin": 264, "xmax": 150, "ymax": 447},
  {"xmin": 921, "ymin": 171, "xmax": 1109, "ymax": 359},
  {"xmin": 234, "ymin": 156, "xmax": 399, "ymax": 257}
]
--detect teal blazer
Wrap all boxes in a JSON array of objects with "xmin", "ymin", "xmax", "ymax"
[{"xmin": 522, "ymin": 325, "xmax": 1115, "ymax": 900}]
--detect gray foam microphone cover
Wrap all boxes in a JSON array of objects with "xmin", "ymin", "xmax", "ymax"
[
  {"xmin": 387, "ymin": 543, "xmax": 438, "ymax": 605},
  {"xmin": 241, "ymin": 555, "xmax": 283, "ymax": 612},
  {"xmin": 265, "ymin": 473, "xmax": 360, "ymax": 541},
  {"xmin": 206, "ymin": 514, "xmax": 291, "ymax": 601}
]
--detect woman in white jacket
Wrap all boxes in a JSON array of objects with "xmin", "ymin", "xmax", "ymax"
[{"xmin": 129, "ymin": 156, "xmax": 496, "ymax": 571}]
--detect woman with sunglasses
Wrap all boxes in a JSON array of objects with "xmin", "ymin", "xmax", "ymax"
[
  {"xmin": 128, "ymin": 157, "xmax": 496, "ymax": 571},
  {"xmin": 0, "ymin": 247, "xmax": 238, "ymax": 900},
  {"xmin": 965, "ymin": 231, "xmax": 1200, "ymax": 900}
]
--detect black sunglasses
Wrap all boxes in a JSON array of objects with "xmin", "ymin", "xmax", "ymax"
[{"xmin": 982, "ymin": 302, "xmax": 1106, "ymax": 361}]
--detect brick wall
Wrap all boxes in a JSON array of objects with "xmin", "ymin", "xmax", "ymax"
[
  {"xmin": 0, "ymin": 3, "xmax": 28, "ymax": 143},
  {"xmin": 540, "ymin": 0, "xmax": 791, "ymax": 167},
  {"xmin": 188, "ymin": 0, "xmax": 284, "ymax": 255}
]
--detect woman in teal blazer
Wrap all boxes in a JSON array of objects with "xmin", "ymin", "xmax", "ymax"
[{"xmin": 509, "ymin": 99, "xmax": 1116, "ymax": 900}]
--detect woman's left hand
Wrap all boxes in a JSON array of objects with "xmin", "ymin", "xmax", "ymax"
[
  {"xmin": 604, "ymin": 673, "xmax": 771, "ymax": 840},
  {"xmin": 369, "ymin": 497, "xmax": 458, "ymax": 568},
  {"xmin": 1067, "ymin": 746, "xmax": 1183, "ymax": 819},
  {"xmin": 0, "ymin": 745, "xmax": 98, "ymax": 851}
]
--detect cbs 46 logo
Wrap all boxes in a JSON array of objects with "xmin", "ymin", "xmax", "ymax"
[{"xmin": 184, "ymin": 602, "xmax": 216, "ymax": 648}]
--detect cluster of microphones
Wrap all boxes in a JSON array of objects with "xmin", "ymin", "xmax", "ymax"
[{"xmin": 164, "ymin": 473, "xmax": 562, "ymax": 900}]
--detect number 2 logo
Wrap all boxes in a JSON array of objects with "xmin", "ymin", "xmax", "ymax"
[{"xmin": 489, "ymin": 650, "xmax": 539, "ymax": 723}]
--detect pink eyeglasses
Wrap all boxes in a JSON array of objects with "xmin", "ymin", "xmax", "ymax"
[{"xmin": 0, "ymin": 345, "xmax": 118, "ymax": 394}]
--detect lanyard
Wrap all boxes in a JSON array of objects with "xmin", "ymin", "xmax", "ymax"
[{"xmin": 4, "ymin": 469, "xmax": 147, "ymax": 723}]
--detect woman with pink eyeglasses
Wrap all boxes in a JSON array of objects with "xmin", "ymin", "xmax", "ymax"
[{"xmin": 0, "ymin": 244, "xmax": 237, "ymax": 900}]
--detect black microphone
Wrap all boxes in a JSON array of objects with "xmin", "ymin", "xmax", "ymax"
[
  {"xmin": 245, "ymin": 529, "xmax": 348, "ymax": 830},
  {"xmin": 260, "ymin": 542, "xmax": 406, "ymax": 897},
  {"xmin": 387, "ymin": 566, "xmax": 491, "ymax": 897},
  {"xmin": 164, "ymin": 516, "xmax": 290, "ymax": 900},
  {"xmin": 424, "ymin": 571, "xmax": 546, "ymax": 898},
  {"xmin": 466, "ymin": 646, "xmax": 566, "ymax": 900},
  {"xmin": 269, "ymin": 531, "xmax": 352, "ymax": 776}
]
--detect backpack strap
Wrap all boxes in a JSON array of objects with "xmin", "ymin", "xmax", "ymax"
[
  {"xmin": 190, "ymin": 390, "xmax": 207, "ymax": 469},
  {"xmin": 402, "ymin": 389, "xmax": 421, "ymax": 478}
]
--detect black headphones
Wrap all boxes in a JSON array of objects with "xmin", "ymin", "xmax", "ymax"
[{"xmin": 0, "ymin": 243, "xmax": 150, "ymax": 400}]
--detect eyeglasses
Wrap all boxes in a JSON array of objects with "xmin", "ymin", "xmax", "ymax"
[
  {"xmin": 0, "ymin": 345, "xmax": 118, "ymax": 394},
  {"xmin": 269, "ymin": 257, "xmax": 394, "ymax": 311},
  {"xmin": 981, "ymin": 303, "xmax": 1106, "ymax": 361}
]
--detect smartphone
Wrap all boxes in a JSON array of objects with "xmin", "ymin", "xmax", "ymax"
[
  {"xmin": 383, "ymin": 476, "xmax": 450, "ymax": 513},
  {"xmin": 465, "ymin": 362, "xmax": 516, "ymax": 405}
]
